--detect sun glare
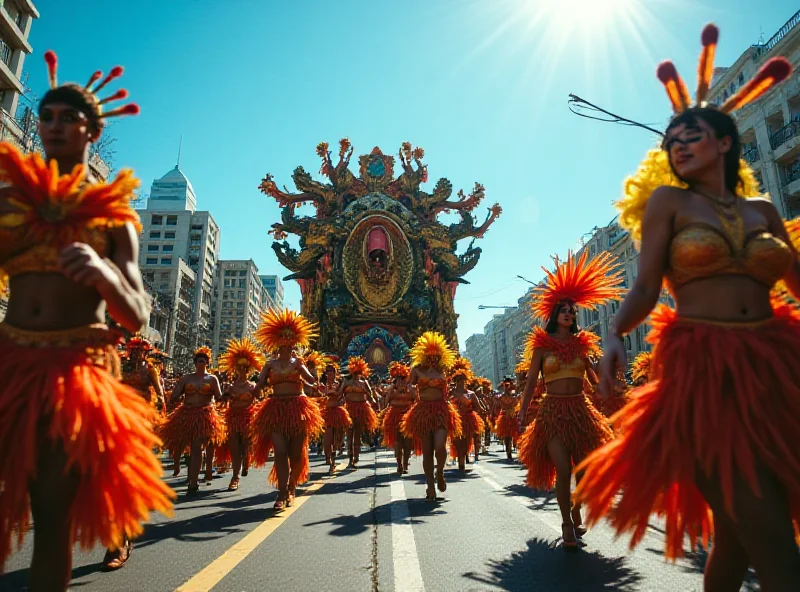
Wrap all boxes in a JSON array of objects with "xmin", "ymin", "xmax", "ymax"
[{"xmin": 533, "ymin": 0, "xmax": 638, "ymax": 33}]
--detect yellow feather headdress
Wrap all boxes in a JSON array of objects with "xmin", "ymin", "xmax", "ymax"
[
  {"xmin": 631, "ymin": 351, "xmax": 653, "ymax": 383},
  {"xmin": 514, "ymin": 359, "xmax": 530, "ymax": 376},
  {"xmin": 302, "ymin": 349, "xmax": 332, "ymax": 379},
  {"xmin": 255, "ymin": 309, "xmax": 318, "ymax": 351},
  {"xmin": 218, "ymin": 337, "xmax": 265, "ymax": 375},
  {"xmin": 409, "ymin": 331, "xmax": 455, "ymax": 370},
  {"xmin": 449, "ymin": 357, "xmax": 473, "ymax": 380}
]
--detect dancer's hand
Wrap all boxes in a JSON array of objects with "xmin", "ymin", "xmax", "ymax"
[
  {"xmin": 58, "ymin": 243, "xmax": 117, "ymax": 289},
  {"xmin": 599, "ymin": 337, "xmax": 626, "ymax": 399}
]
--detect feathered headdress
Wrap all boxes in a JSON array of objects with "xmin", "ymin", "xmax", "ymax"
[
  {"xmin": 255, "ymin": 309, "xmax": 318, "ymax": 351},
  {"xmin": 449, "ymin": 357, "xmax": 473, "ymax": 380},
  {"xmin": 388, "ymin": 361, "xmax": 411, "ymax": 379},
  {"xmin": 531, "ymin": 250, "xmax": 625, "ymax": 320},
  {"xmin": 218, "ymin": 337, "xmax": 265, "ymax": 375},
  {"xmin": 43, "ymin": 50, "xmax": 140, "ymax": 122},
  {"xmin": 409, "ymin": 331, "xmax": 456, "ymax": 370},
  {"xmin": 347, "ymin": 355, "xmax": 371, "ymax": 378},
  {"xmin": 125, "ymin": 334, "xmax": 152, "ymax": 351},
  {"xmin": 303, "ymin": 350, "xmax": 332, "ymax": 379},
  {"xmin": 514, "ymin": 359, "xmax": 530, "ymax": 376},
  {"xmin": 631, "ymin": 351, "xmax": 653, "ymax": 383},
  {"xmin": 478, "ymin": 377, "xmax": 493, "ymax": 392},
  {"xmin": 193, "ymin": 345, "xmax": 213, "ymax": 361}
]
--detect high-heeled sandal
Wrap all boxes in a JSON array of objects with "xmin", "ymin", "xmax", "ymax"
[
  {"xmin": 102, "ymin": 539, "xmax": 133, "ymax": 571},
  {"xmin": 273, "ymin": 499, "xmax": 286, "ymax": 512},
  {"xmin": 560, "ymin": 524, "xmax": 579, "ymax": 550},
  {"xmin": 227, "ymin": 477, "xmax": 240, "ymax": 491},
  {"xmin": 571, "ymin": 507, "xmax": 587, "ymax": 538}
]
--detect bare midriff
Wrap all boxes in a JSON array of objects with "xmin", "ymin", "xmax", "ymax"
[
  {"xmin": 6, "ymin": 273, "xmax": 106, "ymax": 330},
  {"xmin": 228, "ymin": 381, "xmax": 254, "ymax": 408}
]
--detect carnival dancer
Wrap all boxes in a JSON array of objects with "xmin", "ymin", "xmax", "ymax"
[
  {"xmin": 476, "ymin": 377, "xmax": 493, "ymax": 452},
  {"xmin": 494, "ymin": 377, "xmax": 520, "ymax": 460},
  {"xmin": 382, "ymin": 361, "xmax": 416, "ymax": 474},
  {"xmin": 0, "ymin": 51, "xmax": 173, "ymax": 587},
  {"xmin": 122, "ymin": 334, "xmax": 166, "ymax": 416},
  {"xmin": 517, "ymin": 251, "xmax": 621, "ymax": 549},
  {"xmin": 252, "ymin": 309, "xmax": 324, "ymax": 511},
  {"xmin": 218, "ymin": 337, "xmax": 265, "ymax": 491},
  {"xmin": 339, "ymin": 356, "xmax": 378, "ymax": 469},
  {"xmin": 449, "ymin": 358, "xmax": 486, "ymax": 470},
  {"xmin": 401, "ymin": 331, "xmax": 462, "ymax": 500},
  {"xmin": 630, "ymin": 351, "xmax": 652, "ymax": 386},
  {"xmin": 321, "ymin": 361, "xmax": 350, "ymax": 474},
  {"xmin": 574, "ymin": 25, "xmax": 800, "ymax": 588},
  {"xmin": 160, "ymin": 346, "xmax": 225, "ymax": 493}
]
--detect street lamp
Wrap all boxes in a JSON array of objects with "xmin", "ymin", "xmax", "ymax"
[
  {"xmin": 478, "ymin": 305, "xmax": 516, "ymax": 310},
  {"xmin": 516, "ymin": 275, "xmax": 538, "ymax": 286}
]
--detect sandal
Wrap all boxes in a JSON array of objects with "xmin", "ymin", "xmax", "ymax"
[
  {"xmin": 425, "ymin": 488, "xmax": 436, "ymax": 502},
  {"xmin": 228, "ymin": 477, "xmax": 240, "ymax": 491},
  {"xmin": 102, "ymin": 539, "xmax": 133, "ymax": 571},
  {"xmin": 561, "ymin": 524, "xmax": 579, "ymax": 550},
  {"xmin": 571, "ymin": 506, "xmax": 587, "ymax": 538},
  {"xmin": 273, "ymin": 499, "xmax": 286, "ymax": 512}
]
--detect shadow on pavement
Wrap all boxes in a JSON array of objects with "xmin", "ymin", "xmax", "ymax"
[
  {"xmin": 644, "ymin": 546, "xmax": 760, "ymax": 590},
  {"xmin": 1, "ymin": 558, "xmax": 105, "ymax": 591},
  {"xmin": 464, "ymin": 536, "xmax": 643, "ymax": 592}
]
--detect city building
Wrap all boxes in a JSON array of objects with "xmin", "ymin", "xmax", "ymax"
[
  {"xmin": 706, "ymin": 9, "xmax": 800, "ymax": 218},
  {"xmin": 259, "ymin": 274, "xmax": 284, "ymax": 309},
  {"xmin": 214, "ymin": 259, "xmax": 272, "ymax": 357},
  {"xmin": 0, "ymin": 0, "xmax": 38, "ymax": 148},
  {"xmin": 137, "ymin": 162, "xmax": 220, "ymax": 359}
]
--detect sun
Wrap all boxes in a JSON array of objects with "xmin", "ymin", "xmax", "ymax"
[{"xmin": 527, "ymin": 0, "xmax": 639, "ymax": 33}]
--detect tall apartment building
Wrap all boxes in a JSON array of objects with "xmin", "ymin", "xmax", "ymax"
[
  {"xmin": 259, "ymin": 274, "xmax": 284, "ymax": 309},
  {"xmin": 138, "ymin": 163, "xmax": 220, "ymax": 360},
  {"xmin": 0, "ymin": 0, "xmax": 38, "ymax": 147},
  {"xmin": 706, "ymin": 10, "xmax": 800, "ymax": 218},
  {"xmin": 214, "ymin": 259, "xmax": 271, "ymax": 357}
]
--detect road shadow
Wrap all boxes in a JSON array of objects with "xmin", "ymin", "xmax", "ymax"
[
  {"xmin": 1, "ymin": 559, "xmax": 108, "ymax": 591},
  {"xmin": 645, "ymin": 545, "xmax": 760, "ymax": 590},
  {"xmin": 464, "ymin": 536, "xmax": 643, "ymax": 592}
]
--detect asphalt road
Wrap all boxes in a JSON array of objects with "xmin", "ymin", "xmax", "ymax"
[{"xmin": 0, "ymin": 443, "xmax": 760, "ymax": 592}]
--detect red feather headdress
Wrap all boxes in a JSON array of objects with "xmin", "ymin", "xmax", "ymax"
[
  {"xmin": 388, "ymin": 361, "xmax": 411, "ymax": 379},
  {"xmin": 347, "ymin": 355, "xmax": 371, "ymax": 378},
  {"xmin": 530, "ymin": 250, "xmax": 625, "ymax": 321}
]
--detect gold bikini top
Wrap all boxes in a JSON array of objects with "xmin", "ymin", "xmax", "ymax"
[
  {"xmin": 542, "ymin": 354, "xmax": 585, "ymax": 384},
  {"xmin": 185, "ymin": 383, "xmax": 213, "ymax": 396},
  {"xmin": 270, "ymin": 365, "xmax": 303, "ymax": 385},
  {"xmin": 0, "ymin": 143, "xmax": 141, "ymax": 278},
  {"xmin": 667, "ymin": 221, "xmax": 792, "ymax": 289},
  {"xmin": 417, "ymin": 377, "xmax": 448, "ymax": 397},
  {"xmin": 345, "ymin": 385, "xmax": 367, "ymax": 394}
]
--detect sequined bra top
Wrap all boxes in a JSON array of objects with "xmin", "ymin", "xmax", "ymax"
[
  {"xmin": 542, "ymin": 354, "xmax": 585, "ymax": 384},
  {"xmin": 270, "ymin": 365, "xmax": 303, "ymax": 386},
  {"xmin": 0, "ymin": 143, "xmax": 141, "ymax": 278},
  {"xmin": 666, "ymin": 222, "xmax": 792, "ymax": 289},
  {"xmin": 417, "ymin": 377, "xmax": 448, "ymax": 398},
  {"xmin": 185, "ymin": 383, "xmax": 213, "ymax": 396}
]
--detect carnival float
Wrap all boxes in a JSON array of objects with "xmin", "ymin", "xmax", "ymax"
[{"xmin": 259, "ymin": 140, "xmax": 501, "ymax": 374}]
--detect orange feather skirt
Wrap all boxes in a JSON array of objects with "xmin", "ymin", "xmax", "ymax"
[
  {"xmin": 345, "ymin": 400, "xmax": 379, "ymax": 432},
  {"xmin": 323, "ymin": 403, "xmax": 353, "ymax": 431},
  {"xmin": 382, "ymin": 404, "xmax": 412, "ymax": 448},
  {"xmin": 0, "ymin": 324, "xmax": 174, "ymax": 568},
  {"xmin": 574, "ymin": 304, "xmax": 800, "ymax": 560},
  {"xmin": 251, "ymin": 395, "xmax": 324, "ymax": 486},
  {"xmin": 401, "ymin": 400, "xmax": 463, "ymax": 441},
  {"xmin": 493, "ymin": 408, "xmax": 521, "ymax": 442},
  {"xmin": 158, "ymin": 404, "xmax": 227, "ymax": 455}
]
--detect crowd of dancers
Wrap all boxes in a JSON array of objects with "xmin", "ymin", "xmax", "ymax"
[{"xmin": 1, "ymin": 22, "xmax": 800, "ymax": 592}]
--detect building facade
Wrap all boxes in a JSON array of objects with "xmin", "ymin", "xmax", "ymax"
[
  {"xmin": 706, "ymin": 10, "xmax": 800, "ymax": 218},
  {"xmin": 0, "ymin": 0, "xmax": 38, "ymax": 147},
  {"xmin": 214, "ymin": 260, "xmax": 272, "ymax": 357},
  {"xmin": 259, "ymin": 274, "xmax": 284, "ymax": 309}
]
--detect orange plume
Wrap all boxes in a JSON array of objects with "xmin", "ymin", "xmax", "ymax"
[
  {"xmin": 695, "ymin": 24, "xmax": 719, "ymax": 105},
  {"xmin": 125, "ymin": 334, "xmax": 152, "ymax": 351},
  {"xmin": 515, "ymin": 359, "xmax": 530, "ymax": 376},
  {"xmin": 193, "ymin": 346, "xmax": 212, "ymax": 361},
  {"xmin": 657, "ymin": 61, "xmax": 691, "ymax": 113},
  {"xmin": 218, "ymin": 337, "xmax": 265, "ymax": 375},
  {"xmin": 409, "ymin": 331, "xmax": 456, "ymax": 370},
  {"xmin": 530, "ymin": 251, "xmax": 625, "ymax": 321},
  {"xmin": 347, "ymin": 355, "xmax": 371, "ymax": 378},
  {"xmin": 720, "ymin": 58, "xmax": 792, "ymax": 114},
  {"xmin": 44, "ymin": 50, "xmax": 58, "ymax": 89},
  {"xmin": 449, "ymin": 357, "xmax": 473, "ymax": 380},
  {"xmin": 631, "ymin": 351, "xmax": 653, "ymax": 383},
  {"xmin": 255, "ymin": 309, "xmax": 317, "ymax": 351},
  {"xmin": 388, "ymin": 361, "xmax": 411, "ymax": 379}
]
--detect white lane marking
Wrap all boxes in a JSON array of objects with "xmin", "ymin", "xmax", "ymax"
[
  {"xmin": 474, "ymin": 463, "xmax": 562, "ymax": 534},
  {"xmin": 387, "ymin": 458, "xmax": 426, "ymax": 592}
]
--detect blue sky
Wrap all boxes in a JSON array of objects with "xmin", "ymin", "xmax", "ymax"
[{"xmin": 29, "ymin": 0, "xmax": 797, "ymax": 345}]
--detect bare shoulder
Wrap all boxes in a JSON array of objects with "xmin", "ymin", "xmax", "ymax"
[
  {"xmin": 746, "ymin": 197, "xmax": 780, "ymax": 219},
  {"xmin": 648, "ymin": 186, "xmax": 687, "ymax": 212}
]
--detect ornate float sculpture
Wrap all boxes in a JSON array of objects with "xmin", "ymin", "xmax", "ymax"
[{"xmin": 259, "ymin": 139, "xmax": 500, "ymax": 372}]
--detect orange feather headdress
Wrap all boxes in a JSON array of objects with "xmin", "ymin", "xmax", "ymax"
[
  {"xmin": 631, "ymin": 351, "xmax": 653, "ymax": 383},
  {"xmin": 530, "ymin": 250, "xmax": 625, "ymax": 321},
  {"xmin": 514, "ymin": 359, "xmax": 530, "ymax": 376},
  {"xmin": 125, "ymin": 334, "xmax": 152, "ymax": 351},
  {"xmin": 218, "ymin": 337, "xmax": 265, "ymax": 375},
  {"xmin": 193, "ymin": 345, "xmax": 213, "ymax": 362},
  {"xmin": 347, "ymin": 355, "xmax": 371, "ymax": 378},
  {"xmin": 449, "ymin": 357, "xmax": 473, "ymax": 381},
  {"xmin": 409, "ymin": 331, "xmax": 456, "ymax": 371},
  {"xmin": 255, "ymin": 309, "xmax": 317, "ymax": 351},
  {"xmin": 388, "ymin": 361, "xmax": 411, "ymax": 379},
  {"xmin": 302, "ymin": 350, "xmax": 332, "ymax": 379},
  {"xmin": 656, "ymin": 24, "xmax": 791, "ymax": 115}
]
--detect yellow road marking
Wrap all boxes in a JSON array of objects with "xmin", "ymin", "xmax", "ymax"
[{"xmin": 176, "ymin": 463, "xmax": 346, "ymax": 592}]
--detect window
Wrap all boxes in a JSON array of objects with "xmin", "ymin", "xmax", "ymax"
[
  {"xmin": 738, "ymin": 72, "xmax": 744, "ymax": 86},
  {"xmin": 147, "ymin": 244, "xmax": 159, "ymax": 252},
  {"xmin": 239, "ymin": 271, "xmax": 247, "ymax": 277},
  {"xmin": 238, "ymin": 280, "xmax": 246, "ymax": 288},
  {"xmin": 161, "ymin": 257, "xmax": 172, "ymax": 265},
  {"xmin": 225, "ymin": 270, "xmax": 234, "ymax": 277},
  {"xmin": 166, "ymin": 216, "xmax": 178, "ymax": 226},
  {"xmin": 146, "ymin": 257, "xmax": 158, "ymax": 265},
  {"xmin": 163, "ymin": 245, "xmax": 174, "ymax": 252},
  {"xmin": 191, "ymin": 224, "xmax": 203, "ymax": 230},
  {"xmin": 149, "ymin": 231, "xmax": 161, "ymax": 239},
  {"xmin": 165, "ymin": 231, "xmax": 176, "ymax": 239},
  {"xmin": 237, "ymin": 302, "xmax": 245, "ymax": 309},
  {"xmin": 238, "ymin": 291, "xmax": 245, "ymax": 299},
  {"xmin": 151, "ymin": 215, "xmax": 162, "ymax": 225}
]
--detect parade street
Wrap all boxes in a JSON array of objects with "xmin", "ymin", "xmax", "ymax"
[{"xmin": 1, "ymin": 444, "xmax": 759, "ymax": 592}]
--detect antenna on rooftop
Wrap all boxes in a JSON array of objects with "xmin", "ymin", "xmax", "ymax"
[{"xmin": 177, "ymin": 134, "xmax": 183, "ymax": 169}]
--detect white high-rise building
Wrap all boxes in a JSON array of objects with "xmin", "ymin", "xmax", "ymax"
[
  {"xmin": 138, "ymin": 163, "xmax": 220, "ymax": 361},
  {"xmin": 259, "ymin": 274, "xmax": 284, "ymax": 309},
  {"xmin": 214, "ymin": 260, "xmax": 274, "ymax": 357}
]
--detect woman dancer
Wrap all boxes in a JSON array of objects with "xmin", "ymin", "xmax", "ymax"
[
  {"xmin": 252, "ymin": 309, "xmax": 324, "ymax": 511},
  {"xmin": 382, "ymin": 361, "xmax": 416, "ymax": 474},
  {"xmin": 630, "ymin": 351, "xmax": 652, "ymax": 386},
  {"xmin": 0, "ymin": 51, "xmax": 173, "ymax": 588},
  {"xmin": 160, "ymin": 346, "xmax": 225, "ymax": 493},
  {"xmin": 517, "ymin": 251, "xmax": 621, "ymax": 549},
  {"xmin": 574, "ymin": 25, "xmax": 800, "ymax": 588},
  {"xmin": 401, "ymin": 331, "xmax": 462, "ymax": 500},
  {"xmin": 339, "ymin": 356, "xmax": 378, "ymax": 469},
  {"xmin": 218, "ymin": 338, "xmax": 264, "ymax": 491},
  {"xmin": 494, "ymin": 377, "xmax": 520, "ymax": 460},
  {"xmin": 449, "ymin": 358, "xmax": 486, "ymax": 470},
  {"xmin": 321, "ymin": 361, "xmax": 350, "ymax": 473},
  {"xmin": 122, "ymin": 334, "xmax": 166, "ymax": 417}
]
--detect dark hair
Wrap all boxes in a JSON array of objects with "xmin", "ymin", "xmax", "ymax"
[
  {"xmin": 194, "ymin": 353, "xmax": 210, "ymax": 364},
  {"xmin": 39, "ymin": 84, "xmax": 103, "ymax": 134},
  {"xmin": 664, "ymin": 107, "xmax": 741, "ymax": 194},
  {"xmin": 545, "ymin": 300, "xmax": 579, "ymax": 334}
]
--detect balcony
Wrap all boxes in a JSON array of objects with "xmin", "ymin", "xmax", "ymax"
[
  {"xmin": 742, "ymin": 146, "xmax": 760, "ymax": 164},
  {"xmin": 770, "ymin": 121, "xmax": 800, "ymax": 160}
]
